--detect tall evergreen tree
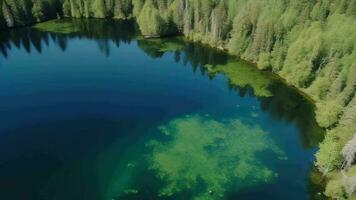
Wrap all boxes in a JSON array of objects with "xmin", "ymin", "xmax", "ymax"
[
  {"xmin": 92, "ymin": 0, "xmax": 107, "ymax": 18},
  {"xmin": 137, "ymin": 0, "xmax": 165, "ymax": 36},
  {"xmin": 32, "ymin": 0, "xmax": 45, "ymax": 22},
  {"xmin": 2, "ymin": 0, "xmax": 14, "ymax": 27}
]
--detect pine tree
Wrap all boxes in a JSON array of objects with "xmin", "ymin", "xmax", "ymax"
[
  {"xmin": 168, "ymin": 0, "xmax": 184, "ymax": 31},
  {"xmin": 182, "ymin": 0, "xmax": 191, "ymax": 34},
  {"xmin": 2, "ymin": 0, "xmax": 14, "ymax": 27},
  {"xmin": 92, "ymin": 0, "xmax": 107, "ymax": 18},
  {"xmin": 137, "ymin": 0, "xmax": 165, "ymax": 36},
  {"xmin": 114, "ymin": 0, "xmax": 131, "ymax": 19},
  {"xmin": 32, "ymin": 0, "xmax": 45, "ymax": 22},
  {"xmin": 132, "ymin": 0, "xmax": 143, "ymax": 17},
  {"xmin": 62, "ymin": 0, "xmax": 71, "ymax": 17}
]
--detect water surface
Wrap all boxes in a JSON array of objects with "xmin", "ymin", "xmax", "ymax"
[{"xmin": 0, "ymin": 19, "xmax": 324, "ymax": 200}]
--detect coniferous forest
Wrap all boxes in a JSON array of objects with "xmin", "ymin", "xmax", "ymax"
[{"xmin": 0, "ymin": 0, "xmax": 356, "ymax": 199}]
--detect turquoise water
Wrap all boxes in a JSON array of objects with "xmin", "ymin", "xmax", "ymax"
[{"xmin": 0, "ymin": 19, "xmax": 324, "ymax": 200}]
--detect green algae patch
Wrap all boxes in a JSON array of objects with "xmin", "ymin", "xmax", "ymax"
[
  {"xmin": 148, "ymin": 115, "xmax": 286, "ymax": 200},
  {"xmin": 137, "ymin": 37, "xmax": 185, "ymax": 57},
  {"xmin": 205, "ymin": 61, "xmax": 275, "ymax": 97},
  {"xmin": 34, "ymin": 19, "xmax": 80, "ymax": 34}
]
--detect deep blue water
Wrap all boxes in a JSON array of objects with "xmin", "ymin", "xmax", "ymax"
[{"xmin": 0, "ymin": 19, "xmax": 324, "ymax": 200}]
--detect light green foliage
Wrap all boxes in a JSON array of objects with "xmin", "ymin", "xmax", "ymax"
[
  {"xmin": 316, "ymin": 95, "xmax": 356, "ymax": 197},
  {"xmin": 137, "ymin": 0, "xmax": 166, "ymax": 36},
  {"xmin": 257, "ymin": 52, "xmax": 272, "ymax": 70},
  {"xmin": 167, "ymin": 0, "xmax": 184, "ymax": 31},
  {"xmin": 315, "ymin": 132, "xmax": 343, "ymax": 174},
  {"xmin": 32, "ymin": 0, "xmax": 45, "ymax": 22},
  {"xmin": 324, "ymin": 167, "xmax": 356, "ymax": 199},
  {"xmin": 137, "ymin": 37, "xmax": 185, "ymax": 56},
  {"xmin": 338, "ymin": 97, "xmax": 356, "ymax": 137},
  {"xmin": 148, "ymin": 115, "xmax": 286, "ymax": 199},
  {"xmin": 114, "ymin": 0, "xmax": 132, "ymax": 19},
  {"xmin": 131, "ymin": 0, "xmax": 143, "ymax": 17},
  {"xmin": 62, "ymin": 0, "xmax": 70, "ymax": 17},
  {"xmin": 34, "ymin": 19, "xmax": 79, "ymax": 34},
  {"xmin": 92, "ymin": 0, "xmax": 107, "ymax": 18},
  {"xmin": 280, "ymin": 22, "xmax": 323, "ymax": 88},
  {"xmin": 315, "ymin": 100, "xmax": 343, "ymax": 128},
  {"xmin": 325, "ymin": 177, "xmax": 346, "ymax": 199},
  {"xmin": 343, "ymin": 167, "xmax": 356, "ymax": 196}
]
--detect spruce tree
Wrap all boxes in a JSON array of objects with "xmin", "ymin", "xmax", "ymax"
[
  {"xmin": 137, "ymin": 0, "xmax": 165, "ymax": 36},
  {"xmin": 92, "ymin": 0, "xmax": 107, "ymax": 18},
  {"xmin": 32, "ymin": 0, "xmax": 45, "ymax": 22},
  {"xmin": 2, "ymin": 0, "xmax": 14, "ymax": 27}
]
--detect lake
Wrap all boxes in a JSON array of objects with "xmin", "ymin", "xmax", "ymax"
[{"xmin": 0, "ymin": 19, "xmax": 325, "ymax": 200}]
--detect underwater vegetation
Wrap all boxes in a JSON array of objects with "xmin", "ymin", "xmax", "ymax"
[
  {"xmin": 205, "ymin": 61, "xmax": 275, "ymax": 98},
  {"xmin": 34, "ymin": 19, "xmax": 80, "ymax": 34},
  {"xmin": 148, "ymin": 115, "xmax": 287, "ymax": 200}
]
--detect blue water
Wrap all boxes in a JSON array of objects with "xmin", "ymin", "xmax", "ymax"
[{"xmin": 0, "ymin": 19, "xmax": 324, "ymax": 200}]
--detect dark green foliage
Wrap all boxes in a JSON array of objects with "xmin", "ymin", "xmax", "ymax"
[
  {"xmin": 0, "ymin": 1, "xmax": 5, "ymax": 29},
  {"xmin": 4, "ymin": 0, "xmax": 32, "ymax": 25},
  {"xmin": 0, "ymin": 0, "xmax": 61, "ymax": 27},
  {"xmin": 1, "ymin": 0, "xmax": 15, "ymax": 28}
]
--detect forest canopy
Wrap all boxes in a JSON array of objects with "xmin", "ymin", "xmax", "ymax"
[{"xmin": 0, "ymin": 0, "xmax": 355, "ymax": 199}]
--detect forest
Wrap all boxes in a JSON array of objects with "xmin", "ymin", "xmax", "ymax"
[{"xmin": 0, "ymin": 0, "xmax": 355, "ymax": 199}]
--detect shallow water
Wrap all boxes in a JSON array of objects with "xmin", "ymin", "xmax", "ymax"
[{"xmin": 0, "ymin": 19, "xmax": 325, "ymax": 200}]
